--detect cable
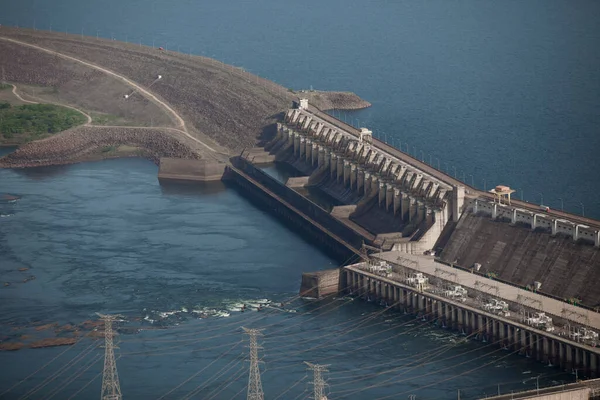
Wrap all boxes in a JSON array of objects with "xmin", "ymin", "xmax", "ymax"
[
  {"xmin": 227, "ymin": 383, "xmax": 248, "ymax": 400},
  {"xmin": 204, "ymin": 365, "xmax": 248, "ymax": 400},
  {"xmin": 121, "ymin": 284, "xmax": 324, "ymax": 344},
  {"xmin": 181, "ymin": 351, "xmax": 246, "ymax": 400},
  {"xmin": 370, "ymin": 336, "xmax": 545, "ymax": 400},
  {"xmin": 263, "ymin": 311, "xmax": 437, "ymax": 373},
  {"xmin": 333, "ymin": 332, "xmax": 540, "ymax": 398},
  {"xmin": 328, "ymin": 326, "xmax": 488, "ymax": 388},
  {"xmin": 45, "ymin": 354, "xmax": 103, "ymax": 400},
  {"xmin": 291, "ymin": 388, "xmax": 309, "ymax": 400},
  {"xmin": 155, "ymin": 339, "xmax": 242, "ymax": 399},
  {"xmin": 330, "ymin": 323, "xmax": 491, "ymax": 388},
  {"xmin": 273, "ymin": 374, "xmax": 308, "ymax": 400},
  {"xmin": 265, "ymin": 302, "xmax": 432, "ymax": 363},
  {"xmin": 19, "ymin": 340, "xmax": 99, "ymax": 399},
  {"xmin": 119, "ymin": 284, "xmax": 364, "ymax": 359},
  {"xmin": 261, "ymin": 299, "xmax": 401, "ymax": 354},
  {"xmin": 67, "ymin": 370, "xmax": 102, "ymax": 400},
  {"xmin": 0, "ymin": 330, "xmax": 97, "ymax": 397}
]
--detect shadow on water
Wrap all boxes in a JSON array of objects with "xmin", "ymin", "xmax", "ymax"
[
  {"xmin": 260, "ymin": 162, "xmax": 305, "ymax": 183},
  {"xmin": 11, "ymin": 164, "xmax": 73, "ymax": 180},
  {"xmin": 158, "ymin": 179, "xmax": 228, "ymax": 197}
]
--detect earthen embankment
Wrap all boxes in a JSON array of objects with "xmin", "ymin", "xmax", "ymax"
[
  {"xmin": 300, "ymin": 90, "xmax": 371, "ymax": 110},
  {"xmin": 0, "ymin": 126, "xmax": 200, "ymax": 168}
]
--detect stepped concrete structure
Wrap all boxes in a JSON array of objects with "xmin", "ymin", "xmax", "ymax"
[
  {"xmin": 265, "ymin": 99, "xmax": 465, "ymax": 253},
  {"xmin": 439, "ymin": 198, "xmax": 600, "ymax": 309}
]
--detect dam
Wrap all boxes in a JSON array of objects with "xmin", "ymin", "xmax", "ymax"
[{"xmin": 158, "ymin": 98, "xmax": 600, "ymax": 381}]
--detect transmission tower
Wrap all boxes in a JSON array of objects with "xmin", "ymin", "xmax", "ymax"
[
  {"xmin": 97, "ymin": 313, "xmax": 124, "ymax": 400},
  {"xmin": 305, "ymin": 361, "xmax": 330, "ymax": 400},
  {"xmin": 242, "ymin": 327, "xmax": 264, "ymax": 400}
]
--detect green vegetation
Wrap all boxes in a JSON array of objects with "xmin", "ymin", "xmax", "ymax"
[
  {"xmin": 0, "ymin": 103, "xmax": 86, "ymax": 142},
  {"xmin": 0, "ymin": 83, "xmax": 11, "ymax": 90}
]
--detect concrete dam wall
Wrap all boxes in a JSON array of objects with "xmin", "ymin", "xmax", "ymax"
[
  {"xmin": 264, "ymin": 101, "xmax": 466, "ymax": 254},
  {"xmin": 440, "ymin": 207, "xmax": 600, "ymax": 309},
  {"xmin": 223, "ymin": 156, "xmax": 368, "ymax": 262}
]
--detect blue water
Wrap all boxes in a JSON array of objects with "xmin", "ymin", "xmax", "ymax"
[
  {"xmin": 0, "ymin": 159, "xmax": 574, "ymax": 399},
  {"xmin": 0, "ymin": 1, "xmax": 598, "ymax": 398},
  {"xmin": 1, "ymin": 0, "xmax": 599, "ymax": 217}
]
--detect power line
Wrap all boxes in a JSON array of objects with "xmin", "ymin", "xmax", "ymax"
[
  {"xmin": 243, "ymin": 327, "xmax": 264, "ymax": 400},
  {"xmin": 305, "ymin": 362, "xmax": 330, "ymax": 400},
  {"xmin": 97, "ymin": 313, "xmax": 124, "ymax": 400}
]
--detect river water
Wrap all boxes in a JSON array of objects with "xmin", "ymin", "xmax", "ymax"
[{"xmin": 0, "ymin": 157, "xmax": 574, "ymax": 399}]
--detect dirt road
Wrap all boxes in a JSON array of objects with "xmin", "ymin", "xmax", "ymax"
[{"xmin": 0, "ymin": 36, "xmax": 221, "ymax": 156}]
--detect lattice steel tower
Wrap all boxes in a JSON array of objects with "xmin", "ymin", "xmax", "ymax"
[
  {"xmin": 97, "ymin": 313, "xmax": 124, "ymax": 400},
  {"xmin": 305, "ymin": 361, "xmax": 330, "ymax": 400},
  {"xmin": 242, "ymin": 327, "xmax": 264, "ymax": 400}
]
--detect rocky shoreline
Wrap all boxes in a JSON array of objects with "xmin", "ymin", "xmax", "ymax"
[
  {"xmin": 0, "ymin": 27, "xmax": 372, "ymax": 163},
  {"xmin": 300, "ymin": 90, "xmax": 371, "ymax": 110},
  {"xmin": 0, "ymin": 126, "xmax": 200, "ymax": 168}
]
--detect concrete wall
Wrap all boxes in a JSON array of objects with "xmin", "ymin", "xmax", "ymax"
[
  {"xmin": 299, "ymin": 268, "xmax": 341, "ymax": 299},
  {"xmin": 158, "ymin": 158, "xmax": 226, "ymax": 182},
  {"xmin": 227, "ymin": 156, "xmax": 370, "ymax": 251},
  {"xmin": 480, "ymin": 387, "xmax": 593, "ymax": 400},
  {"xmin": 440, "ymin": 210, "xmax": 600, "ymax": 308},
  {"xmin": 507, "ymin": 389, "xmax": 590, "ymax": 400}
]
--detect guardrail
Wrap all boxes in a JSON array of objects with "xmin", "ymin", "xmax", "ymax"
[{"xmin": 432, "ymin": 258, "xmax": 599, "ymax": 314}]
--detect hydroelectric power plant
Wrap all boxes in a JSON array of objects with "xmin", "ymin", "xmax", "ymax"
[
  {"xmin": 162, "ymin": 97, "xmax": 600, "ymax": 398},
  {"xmin": 2, "ymin": 19, "xmax": 600, "ymax": 397},
  {"xmin": 161, "ymin": 98, "xmax": 600, "ymax": 385}
]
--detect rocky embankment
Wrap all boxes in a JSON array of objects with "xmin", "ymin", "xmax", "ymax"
[
  {"xmin": 0, "ymin": 27, "xmax": 372, "ymax": 155},
  {"xmin": 301, "ymin": 90, "xmax": 371, "ymax": 110},
  {"xmin": 0, "ymin": 126, "xmax": 200, "ymax": 168}
]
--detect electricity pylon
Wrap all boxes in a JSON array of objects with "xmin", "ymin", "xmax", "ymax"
[
  {"xmin": 242, "ymin": 327, "xmax": 264, "ymax": 400},
  {"xmin": 304, "ymin": 361, "xmax": 330, "ymax": 400},
  {"xmin": 97, "ymin": 313, "xmax": 124, "ymax": 400}
]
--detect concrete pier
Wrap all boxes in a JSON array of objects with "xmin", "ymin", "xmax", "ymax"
[
  {"xmin": 479, "ymin": 378, "xmax": 600, "ymax": 399},
  {"xmin": 322, "ymin": 248, "xmax": 600, "ymax": 381},
  {"xmin": 157, "ymin": 158, "xmax": 226, "ymax": 182},
  {"xmin": 299, "ymin": 268, "xmax": 342, "ymax": 299},
  {"xmin": 342, "ymin": 262, "xmax": 600, "ymax": 378}
]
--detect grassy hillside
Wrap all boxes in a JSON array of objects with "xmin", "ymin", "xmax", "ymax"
[{"xmin": 0, "ymin": 103, "xmax": 86, "ymax": 144}]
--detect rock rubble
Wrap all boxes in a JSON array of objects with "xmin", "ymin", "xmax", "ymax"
[{"xmin": 0, "ymin": 126, "xmax": 200, "ymax": 168}]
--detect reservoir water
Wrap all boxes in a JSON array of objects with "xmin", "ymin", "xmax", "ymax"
[
  {"xmin": 1, "ymin": 0, "xmax": 599, "ymax": 218},
  {"xmin": 0, "ymin": 0, "xmax": 599, "ymax": 397},
  {"xmin": 0, "ymin": 159, "xmax": 574, "ymax": 399}
]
